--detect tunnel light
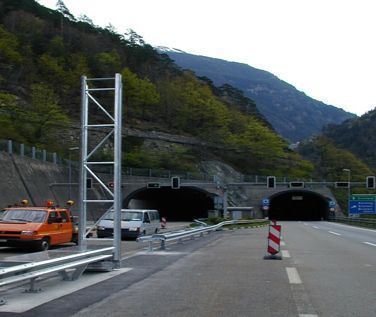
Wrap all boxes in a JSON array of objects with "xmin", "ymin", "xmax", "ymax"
[
  {"xmin": 171, "ymin": 177, "xmax": 180, "ymax": 189},
  {"xmin": 289, "ymin": 181, "xmax": 305, "ymax": 188},
  {"xmin": 366, "ymin": 176, "xmax": 375, "ymax": 189},
  {"xmin": 86, "ymin": 178, "xmax": 92, "ymax": 189},
  {"xmin": 335, "ymin": 181, "xmax": 350, "ymax": 188},
  {"xmin": 267, "ymin": 176, "xmax": 276, "ymax": 188},
  {"xmin": 147, "ymin": 182, "xmax": 160, "ymax": 189}
]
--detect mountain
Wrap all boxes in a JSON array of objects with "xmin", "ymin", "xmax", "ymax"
[
  {"xmin": 321, "ymin": 108, "xmax": 376, "ymax": 170},
  {"xmin": 0, "ymin": 0, "xmax": 314, "ymax": 178},
  {"xmin": 159, "ymin": 48, "xmax": 356, "ymax": 142}
]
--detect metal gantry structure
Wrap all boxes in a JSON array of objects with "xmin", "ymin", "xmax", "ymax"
[{"xmin": 79, "ymin": 74, "xmax": 123, "ymax": 268}]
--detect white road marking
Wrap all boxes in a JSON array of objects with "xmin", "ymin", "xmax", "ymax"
[
  {"xmin": 136, "ymin": 251, "xmax": 187, "ymax": 255},
  {"xmin": 363, "ymin": 241, "xmax": 376, "ymax": 247},
  {"xmin": 303, "ymin": 223, "xmax": 308, "ymax": 226},
  {"xmin": 329, "ymin": 231, "xmax": 341, "ymax": 236},
  {"xmin": 299, "ymin": 315, "xmax": 319, "ymax": 317},
  {"xmin": 281, "ymin": 250, "xmax": 291, "ymax": 258},
  {"xmin": 312, "ymin": 226, "xmax": 320, "ymax": 229},
  {"xmin": 324, "ymin": 221, "xmax": 376, "ymax": 233},
  {"xmin": 286, "ymin": 267, "xmax": 302, "ymax": 284},
  {"xmin": 280, "ymin": 241, "xmax": 286, "ymax": 246},
  {"xmin": 0, "ymin": 268, "xmax": 132, "ymax": 313}
]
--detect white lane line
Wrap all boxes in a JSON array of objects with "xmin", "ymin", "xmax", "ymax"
[
  {"xmin": 312, "ymin": 226, "xmax": 320, "ymax": 229},
  {"xmin": 329, "ymin": 231, "xmax": 341, "ymax": 236},
  {"xmin": 303, "ymin": 223, "xmax": 308, "ymax": 226},
  {"xmin": 299, "ymin": 315, "xmax": 319, "ymax": 317},
  {"xmin": 280, "ymin": 241, "xmax": 286, "ymax": 246},
  {"xmin": 324, "ymin": 221, "xmax": 376, "ymax": 233},
  {"xmin": 363, "ymin": 241, "xmax": 376, "ymax": 247},
  {"xmin": 281, "ymin": 250, "xmax": 291, "ymax": 258},
  {"xmin": 0, "ymin": 268, "xmax": 133, "ymax": 313},
  {"xmin": 286, "ymin": 267, "xmax": 302, "ymax": 284}
]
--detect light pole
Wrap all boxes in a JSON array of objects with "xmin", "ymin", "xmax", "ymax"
[
  {"xmin": 68, "ymin": 147, "xmax": 79, "ymax": 200},
  {"xmin": 343, "ymin": 168, "xmax": 351, "ymax": 216}
]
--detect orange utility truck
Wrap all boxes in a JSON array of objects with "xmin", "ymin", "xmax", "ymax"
[{"xmin": 0, "ymin": 200, "xmax": 78, "ymax": 251}]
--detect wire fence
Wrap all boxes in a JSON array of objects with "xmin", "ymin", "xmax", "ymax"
[
  {"xmin": 0, "ymin": 139, "xmax": 217, "ymax": 181},
  {"xmin": 1, "ymin": 139, "xmax": 327, "ymax": 183}
]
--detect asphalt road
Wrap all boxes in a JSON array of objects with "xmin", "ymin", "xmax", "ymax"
[
  {"xmin": 0, "ymin": 222, "xmax": 375, "ymax": 316},
  {"xmin": 281, "ymin": 221, "xmax": 376, "ymax": 317}
]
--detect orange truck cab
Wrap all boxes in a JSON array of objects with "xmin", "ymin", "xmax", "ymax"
[{"xmin": 0, "ymin": 200, "xmax": 78, "ymax": 251}]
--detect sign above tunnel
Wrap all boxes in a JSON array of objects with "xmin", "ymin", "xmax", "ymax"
[{"xmin": 349, "ymin": 194, "xmax": 376, "ymax": 215}]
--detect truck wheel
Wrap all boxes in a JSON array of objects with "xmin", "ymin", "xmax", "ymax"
[{"xmin": 37, "ymin": 238, "xmax": 50, "ymax": 251}]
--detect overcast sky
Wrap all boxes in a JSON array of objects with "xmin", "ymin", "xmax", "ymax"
[{"xmin": 38, "ymin": 0, "xmax": 376, "ymax": 116}]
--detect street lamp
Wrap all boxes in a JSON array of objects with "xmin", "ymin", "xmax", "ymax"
[
  {"xmin": 68, "ymin": 147, "xmax": 79, "ymax": 200},
  {"xmin": 343, "ymin": 168, "xmax": 351, "ymax": 216}
]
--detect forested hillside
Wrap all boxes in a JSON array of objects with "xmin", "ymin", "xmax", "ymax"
[
  {"xmin": 0, "ymin": 0, "xmax": 317, "ymax": 177},
  {"xmin": 162, "ymin": 49, "xmax": 355, "ymax": 142},
  {"xmin": 298, "ymin": 136, "xmax": 374, "ymax": 181},
  {"xmin": 0, "ymin": 0, "xmax": 339, "ymax": 179},
  {"xmin": 321, "ymin": 108, "xmax": 376, "ymax": 170},
  {"xmin": 298, "ymin": 107, "xmax": 376, "ymax": 182}
]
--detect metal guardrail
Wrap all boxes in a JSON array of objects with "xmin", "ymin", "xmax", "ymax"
[
  {"xmin": 330, "ymin": 217, "xmax": 376, "ymax": 229},
  {"xmin": 0, "ymin": 246, "xmax": 114, "ymax": 303},
  {"xmin": 137, "ymin": 219, "xmax": 268, "ymax": 251}
]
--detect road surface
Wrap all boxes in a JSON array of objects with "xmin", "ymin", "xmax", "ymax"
[{"xmin": 0, "ymin": 222, "xmax": 374, "ymax": 316}]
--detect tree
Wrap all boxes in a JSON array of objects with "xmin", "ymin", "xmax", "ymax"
[
  {"xmin": 122, "ymin": 67, "xmax": 160, "ymax": 119},
  {"xmin": 95, "ymin": 50, "xmax": 121, "ymax": 77},
  {"xmin": 78, "ymin": 15, "xmax": 95, "ymax": 26},
  {"xmin": 0, "ymin": 93, "xmax": 25, "ymax": 141},
  {"xmin": 124, "ymin": 29, "xmax": 145, "ymax": 46},
  {"xmin": 56, "ymin": 0, "xmax": 75, "ymax": 21},
  {"xmin": 56, "ymin": 0, "xmax": 75, "ymax": 36},
  {"xmin": 25, "ymin": 83, "xmax": 70, "ymax": 144}
]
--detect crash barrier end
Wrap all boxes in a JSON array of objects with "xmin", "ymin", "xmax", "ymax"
[{"xmin": 264, "ymin": 219, "xmax": 282, "ymax": 260}]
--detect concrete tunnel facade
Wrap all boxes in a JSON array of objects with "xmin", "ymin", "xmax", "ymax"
[
  {"xmin": 268, "ymin": 190, "xmax": 330, "ymax": 221},
  {"xmin": 123, "ymin": 187, "xmax": 215, "ymax": 221},
  {"xmin": 121, "ymin": 186, "xmax": 332, "ymax": 222}
]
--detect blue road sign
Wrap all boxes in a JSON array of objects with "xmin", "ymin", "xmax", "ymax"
[
  {"xmin": 262, "ymin": 198, "xmax": 270, "ymax": 206},
  {"xmin": 329, "ymin": 200, "xmax": 336, "ymax": 207},
  {"xmin": 349, "ymin": 195, "xmax": 376, "ymax": 215}
]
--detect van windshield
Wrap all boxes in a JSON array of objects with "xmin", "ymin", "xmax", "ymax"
[
  {"xmin": 104, "ymin": 211, "xmax": 143, "ymax": 221},
  {"xmin": 1, "ymin": 209, "xmax": 47, "ymax": 223}
]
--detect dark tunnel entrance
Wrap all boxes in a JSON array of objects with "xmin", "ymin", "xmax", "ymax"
[
  {"xmin": 123, "ymin": 187, "xmax": 215, "ymax": 221},
  {"xmin": 268, "ymin": 190, "xmax": 330, "ymax": 221}
]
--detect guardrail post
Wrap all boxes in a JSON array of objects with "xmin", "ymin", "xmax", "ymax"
[
  {"xmin": 7, "ymin": 140, "xmax": 12, "ymax": 155},
  {"xmin": 53, "ymin": 152, "xmax": 57, "ymax": 164},
  {"xmin": 20, "ymin": 143, "xmax": 24, "ymax": 156},
  {"xmin": 148, "ymin": 240, "xmax": 153, "ymax": 252},
  {"xmin": 42, "ymin": 150, "xmax": 47, "ymax": 161},
  {"xmin": 25, "ymin": 278, "xmax": 42, "ymax": 293},
  {"xmin": 160, "ymin": 239, "xmax": 166, "ymax": 250},
  {"xmin": 32, "ymin": 146, "xmax": 36, "ymax": 159}
]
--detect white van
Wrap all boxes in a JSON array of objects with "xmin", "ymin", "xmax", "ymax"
[{"xmin": 97, "ymin": 209, "xmax": 160, "ymax": 240}]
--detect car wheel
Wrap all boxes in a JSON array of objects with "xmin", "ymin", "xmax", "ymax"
[{"xmin": 37, "ymin": 238, "xmax": 50, "ymax": 251}]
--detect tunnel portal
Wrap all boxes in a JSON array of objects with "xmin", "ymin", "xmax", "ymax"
[
  {"xmin": 268, "ymin": 190, "xmax": 329, "ymax": 221},
  {"xmin": 124, "ymin": 187, "xmax": 215, "ymax": 221}
]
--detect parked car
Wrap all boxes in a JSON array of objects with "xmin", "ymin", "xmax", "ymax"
[
  {"xmin": 0, "ymin": 200, "xmax": 78, "ymax": 251},
  {"xmin": 97, "ymin": 209, "xmax": 160, "ymax": 240}
]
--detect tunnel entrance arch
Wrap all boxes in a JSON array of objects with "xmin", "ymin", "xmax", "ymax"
[
  {"xmin": 268, "ymin": 190, "xmax": 330, "ymax": 221},
  {"xmin": 123, "ymin": 186, "xmax": 216, "ymax": 221}
]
